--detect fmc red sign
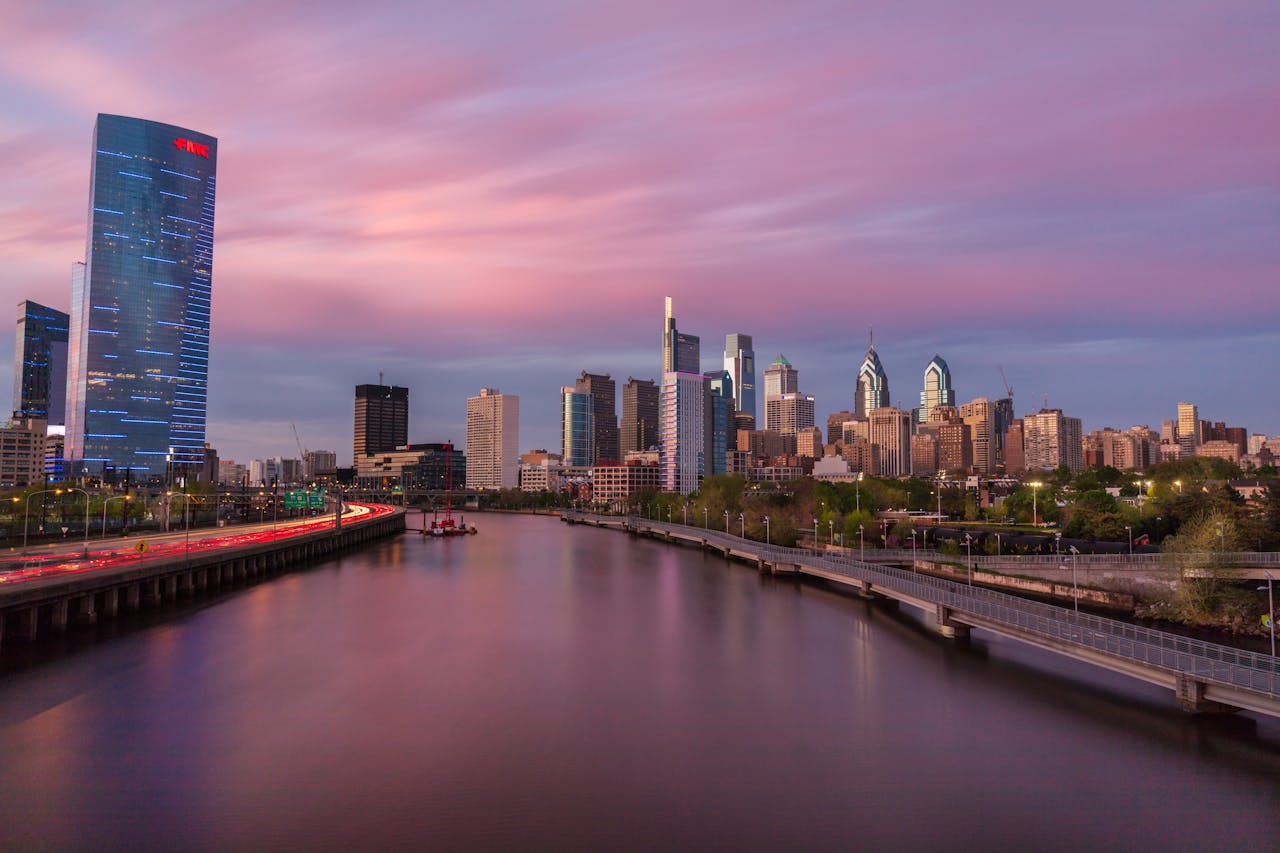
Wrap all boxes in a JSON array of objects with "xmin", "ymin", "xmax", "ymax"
[{"xmin": 173, "ymin": 137, "xmax": 209, "ymax": 157}]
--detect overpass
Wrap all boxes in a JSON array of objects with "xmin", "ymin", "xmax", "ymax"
[
  {"xmin": 564, "ymin": 512, "xmax": 1280, "ymax": 719},
  {"xmin": 0, "ymin": 504, "xmax": 405, "ymax": 652}
]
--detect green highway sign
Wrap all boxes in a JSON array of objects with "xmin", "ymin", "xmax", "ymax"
[{"xmin": 284, "ymin": 489, "xmax": 327, "ymax": 510}]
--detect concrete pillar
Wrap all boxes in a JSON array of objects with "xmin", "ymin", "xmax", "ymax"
[
  {"xmin": 934, "ymin": 605, "xmax": 970, "ymax": 640},
  {"xmin": 162, "ymin": 576, "xmax": 178, "ymax": 600},
  {"xmin": 102, "ymin": 588, "xmax": 119, "ymax": 618},
  {"xmin": 1175, "ymin": 674, "xmax": 1237, "ymax": 714},
  {"xmin": 17, "ymin": 608, "xmax": 38, "ymax": 642},
  {"xmin": 125, "ymin": 583, "xmax": 142, "ymax": 609},
  {"xmin": 50, "ymin": 599, "xmax": 69, "ymax": 633},
  {"xmin": 74, "ymin": 595, "xmax": 97, "ymax": 626},
  {"xmin": 195, "ymin": 569, "xmax": 207, "ymax": 590},
  {"xmin": 143, "ymin": 578, "xmax": 161, "ymax": 605}
]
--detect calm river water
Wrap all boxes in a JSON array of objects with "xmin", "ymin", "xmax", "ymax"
[{"xmin": 2, "ymin": 513, "xmax": 1278, "ymax": 850}]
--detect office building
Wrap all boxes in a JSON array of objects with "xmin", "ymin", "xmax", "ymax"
[
  {"xmin": 466, "ymin": 388, "xmax": 519, "ymax": 489},
  {"xmin": 911, "ymin": 433, "xmax": 939, "ymax": 476},
  {"xmin": 854, "ymin": 334, "xmax": 889, "ymax": 417},
  {"xmin": 561, "ymin": 386, "xmax": 594, "ymax": 467},
  {"xmin": 704, "ymin": 370, "xmax": 734, "ymax": 477},
  {"xmin": 796, "ymin": 427, "xmax": 824, "ymax": 460},
  {"xmin": 764, "ymin": 393, "xmax": 815, "ymax": 435},
  {"xmin": 13, "ymin": 301, "xmax": 69, "ymax": 423},
  {"xmin": 355, "ymin": 383, "xmax": 409, "ymax": 459},
  {"xmin": 0, "ymin": 417, "xmax": 47, "ymax": 488},
  {"xmin": 869, "ymin": 406, "xmax": 911, "ymax": 476},
  {"xmin": 65, "ymin": 114, "xmax": 218, "ymax": 482},
  {"xmin": 1176, "ymin": 402, "xmax": 1198, "ymax": 458},
  {"xmin": 762, "ymin": 354, "xmax": 799, "ymax": 400},
  {"xmin": 993, "ymin": 397, "xmax": 1015, "ymax": 469},
  {"xmin": 959, "ymin": 397, "xmax": 994, "ymax": 474},
  {"xmin": 592, "ymin": 459, "xmax": 661, "ymax": 503},
  {"xmin": 917, "ymin": 354, "xmax": 954, "ymax": 424},
  {"xmin": 826, "ymin": 411, "xmax": 856, "ymax": 445},
  {"xmin": 303, "ymin": 450, "xmax": 337, "ymax": 480},
  {"xmin": 661, "ymin": 296, "xmax": 700, "ymax": 374},
  {"xmin": 620, "ymin": 377, "xmax": 659, "ymax": 454},
  {"xmin": 723, "ymin": 333, "xmax": 756, "ymax": 425},
  {"xmin": 660, "ymin": 372, "xmax": 705, "ymax": 494},
  {"xmin": 575, "ymin": 372, "xmax": 618, "ymax": 464},
  {"xmin": 1005, "ymin": 418, "xmax": 1025, "ymax": 473},
  {"xmin": 356, "ymin": 443, "xmax": 465, "ymax": 491}
]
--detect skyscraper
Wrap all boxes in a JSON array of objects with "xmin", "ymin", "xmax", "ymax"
[
  {"xmin": 1177, "ymin": 402, "xmax": 1199, "ymax": 458},
  {"xmin": 620, "ymin": 377, "xmax": 659, "ymax": 454},
  {"xmin": 661, "ymin": 296, "xmax": 700, "ymax": 374},
  {"xmin": 13, "ymin": 300, "xmax": 69, "ymax": 423},
  {"xmin": 466, "ymin": 388, "xmax": 519, "ymax": 489},
  {"xmin": 854, "ymin": 334, "xmax": 889, "ymax": 417},
  {"xmin": 354, "ymin": 383, "xmax": 409, "ymax": 458},
  {"xmin": 762, "ymin": 354, "xmax": 799, "ymax": 400},
  {"xmin": 660, "ymin": 372, "xmax": 705, "ymax": 494},
  {"xmin": 703, "ymin": 370, "xmax": 734, "ymax": 477},
  {"xmin": 65, "ymin": 114, "xmax": 217, "ymax": 481},
  {"xmin": 917, "ymin": 354, "xmax": 954, "ymax": 424},
  {"xmin": 575, "ymin": 372, "xmax": 618, "ymax": 464},
  {"xmin": 959, "ymin": 397, "xmax": 994, "ymax": 474},
  {"xmin": 561, "ymin": 386, "xmax": 594, "ymax": 467},
  {"xmin": 869, "ymin": 407, "xmax": 912, "ymax": 477},
  {"xmin": 764, "ymin": 394, "xmax": 815, "ymax": 435},
  {"xmin": 1023, "ymin": 408, "xmax": 1084, "ymax": 471},
  {"xmin": 723, "ymin": 333, "xmax": 756, "ymax": 425}
]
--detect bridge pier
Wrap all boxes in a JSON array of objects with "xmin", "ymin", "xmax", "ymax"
[
  {"xmin": 74, "ymin": 595, "xmax": 97, "ymax": 626},
  {"xmin": 49, "ymin": 599, "xmax": 68, "ymax": 633},
  {"xmin": 101, "ymin": 588, "xmax": 118, "ymax": 618},
  {"xmin": 1175, "ymin": 674, "xmax": 1238, "ymax": 715},
  {"xmin": 124, "ymin": 583, "xmax": 141, "ymax": 610},
  {"xmin": 934, "ymin": 605, "xmax": 970, "ymax": 640},
  {"xmin": 15, "ymin": 607, "xmax": 37, "ymax": 643}
]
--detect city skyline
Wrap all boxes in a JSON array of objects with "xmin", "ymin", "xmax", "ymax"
[{"xmin": 1, "ymin": 2, "xmax": 1277, "ymax": 464}]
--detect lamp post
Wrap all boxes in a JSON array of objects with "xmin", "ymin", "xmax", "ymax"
[
  {"xmin": 1216, "ymin": 525, "xmax": 1224, "ymax": 551},
  {"xmin": 995, "ymin": 532, "xmax": 1002, "ymax": 557},
  {"xmin": 724, "ymin": 510, "xmax": 730, "ymax": 533},
  {"xmin": 828, "ymin": 519, "xmax": 834, "ymax": 546},
  {"xmin": 1174, "ymin": 479, "xmax": 1182, "ymax": 495},
  {"xmin": 813, "ymin": 518, "xmax": 819, "ymax": 551},
  {"xmin": 964, "ymin": 532, "xmax": 973, "ymax": 585},
  {"xmin": 910, "ymin": 530, "xmax": 917, "ymax": 570},
  {"xmin": 763, "ymin": 515, "xmax": 770, "ymax": 545},
  {"xmin": 739, "ymin": 513, "xmax": 745, "ymax": 539},
  {"xmin": 1125, "ymin": 525, "xmax": 1133, "ymax": 559},
  {"xmin": 1029, "ymin": 481, "xmax": 1043, "ymax": 527},
  {"xmin": 856, "ymin": 474, "xmax": 862, "ymax": 513},
  {"xmin": 1055, "ymin": 531, "xmax": 1062, "ymax": 559},
  {"xmin": 20, "ymin": 489, "xmax": 64, "ymax": 555},
  {"xmin": 59, "ymin": 486, "xmax": 92, "ymax": 558},
  {"xmin": 682, "ymin": 503, "xmax": 688, "ymax": 525},
  {"xmin": 1068, "ymin": 545, "xmax": 1080, "ymax": 612},
  {"xmin": 703, "ymin": 506, "xmax": 708, "ymax": 529},
  {"xmin": 102, "ymin": 494, "xmax": 132, "ymax": 538},
  {"xmin": 1261, "ymin": 570, "xmax": 1275, "ymax": 657},
  {"xmin": 859, "ymin": 524, "xmax": 865, "ymax": 563}
]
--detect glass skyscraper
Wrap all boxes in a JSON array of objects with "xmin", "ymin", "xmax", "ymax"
[
  {"xmin": 13, "ymin": 300, "xmax": 70, "ymax": 422},
  {"xmin": 723, "ymin": 333, "xmax": 755, "ymax": 425},
  {"xmin": 65, "ymin": 115, "xmax": 217, "ymax": 481}
]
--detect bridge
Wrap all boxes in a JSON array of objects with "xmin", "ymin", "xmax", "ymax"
[
  {"xmin": 0, "ymin": 503, "xmax": 405, "ymax": 652},
  {"xmin": 564, "ymin": 512, "xmax": 1280, "ymax": 719}
]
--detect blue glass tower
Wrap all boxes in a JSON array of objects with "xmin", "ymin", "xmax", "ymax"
[
  {"xmin": 65, "ymin": 115, "xmax": 217, "ymax": 482},
  {"xmin": 13, "ymin": 300, "xmax": 70, "ymax": 422}
]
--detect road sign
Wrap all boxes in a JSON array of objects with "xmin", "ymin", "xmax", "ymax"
[
  {"xmin": 136, "ymin": 541, "xmax": 148, "ymax": 554},
  {"xmin": 1264, "ymin": 614, "xmax": 1273, "ymax": 629}
]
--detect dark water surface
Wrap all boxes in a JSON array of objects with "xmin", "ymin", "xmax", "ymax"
[{"xmin": 2, "ymin": 513, "xmax": 1278, "ymax": 850}]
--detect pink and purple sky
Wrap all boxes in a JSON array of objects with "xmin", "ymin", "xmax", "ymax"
[{"xmin": 1, "ymin": 1, "xmax": 1277, "ymax": 465}]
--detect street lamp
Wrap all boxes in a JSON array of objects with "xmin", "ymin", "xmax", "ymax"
[
  {"xmin": 1069, "ymin": 545, "xmax": 1080, "ymax": 612},
  {"xmin": 739, "ymin": 513, "xmax": 745, "ymax": 539},
  {"xmin": 1174, "ymin": 479, "xmax": 1183, "ymax": 495},
  {"xmin": 683, "ymin": 503, "xmax": 688, "ymax": 525},
  {"xmin": 724, "ymin": 510, "xmax": 730, "ymax": 533},
  {"xmin": 859, "ymin": 524, "xmax": 865, "ymax": 563},
  {"xmin": 1125, "ymin": 525, "xmax": 1133, "ymax": 559},
  {"xmin": 102, "ymin": 494, "xmax": 132, "ymax": 538},
  {"xmin": 995, "ymin": 532, "xmax": 1002, "ymax": 557},
  {"xmin": 1029, "ymin": 481, "xmax": 1043, "ymax": 527},
  {"xmin": 964, "ymin": 532, "xmax": 973, "ymax": 585},
  {"xmin": 19, "ymin": 489, "xmax": 64, "ymax": 555},
  {"xmin": 1260, "ymin": 570, "xmax": 1275, "ymax": 657},
  {"xmin": 910, "ymin": 530, "xmax": 917, "ymax": 570},
  {"xmin": 1055, "ymin": 531, "xmax": 1062, "ymax": 559},
  {"xmin": 1216, "ymin": 525, "xmax": 1224, "ymax": 551},
  {"xmin": 703, "ymin": 506, "xmax": 708, "ymax": 529},
  {"xmin": 813, "ymin": 518, "xmax": 819, "ymax": 551},
  {"xmin": 828, "ymin": 519, "xmax": 835, "ymax": 546},
  {"xmin": 59, "ymin": 486, "xmax": 92, "ymax": 558},
  {"xmin": 763, "ymin": 515, "xmax": 770, "ymax": 545}
]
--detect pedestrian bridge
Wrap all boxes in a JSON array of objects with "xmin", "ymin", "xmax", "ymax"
[{"xmin": 563, "ymin": 512, "xmax": 1280, "ymax": 720}]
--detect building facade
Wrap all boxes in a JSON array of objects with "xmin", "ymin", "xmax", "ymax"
[
  {"xmin": 1023, "ymin": 408, "xmax": 1084, "ymax": 471},
  {"xmin": 620, "ymin": 377, "xmax": 659, "ymax": 454},
  {"xmin": 869, "ymin": 406, "xmax": 911, "ymax": 477},
  {"xmin": 661, "ymin": 296, "xmax": 700, "ymax": 374},
  {"xmin": 917, "ymin": 354, "xmax": 954, "ymax": 424},
  {"xmin": 13, "ymin": 301, "xmax": 69, "ymax": 423},
  {"xmin": 65, "ymin": 114, "xmax": 218, "ymax": 482},
  {"xmin": 354, "ymin": 383, "xmax": 409, "ymax": 459},
  {"xmin": 659, "ymin": 372, "xmax": 705, "ymax": 494},
  {"xmin": 855, "ymin": 337, "xmax": 890, "ymax": 417},
  {"xmin": 704, "ymin": 371, "xmax": 734, "ymax": 477},
  {"xmin": 1176, "ymin": 402, "xmax": 1199, "ymax": 458},
  {"xmin": 561, "ymin": 386, "xmax": 594, "ymax": 467},
  {"xmin": 465, "ymin": 388, "xmax": 519, "ymax": 489},
  {"xmin": 575, "ymin": 372, "xmax": 618, "ymax": 464},
  {"xmin": 723, "ymin": 333, "xmax": 756, "ymax": 426}
]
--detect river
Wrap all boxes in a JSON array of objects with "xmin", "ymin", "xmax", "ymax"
[{"xmin": 1, "ymin": 513, "xmax": 1277, "ymax": 850}]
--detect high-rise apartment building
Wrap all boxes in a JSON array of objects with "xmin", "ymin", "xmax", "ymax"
[
  {"xmin": 1005, "ymin": 418, "xmax": 1025, "ymax": 473},
  {"xmin": 620, "ymin": 377, "xmax": 659, "ymax": 454},
  {"xmin": 13, "ymin": 301, "xmax": 69, "ymax": 423},
  {"xmin": 661, "ymin": 296, "xmax": 700, "ymax": 374},
  {"xmin": 917, "ymin": 354, "xmax": 954, "ymax": 424},
  {"xmin": 466, "ymin": 388, "xmax": 519, "ymax": 489},
  {"xmin": 575, "ymin": 372, "xmax": 618, "ymax": 464},
  {"xmin": 302, "ymin": 450, "xmax": 337, "ymax": 480},
  {"xmin": 826, "ymin": 411, "xmax": 856, "ymax": 444},
  {"xmin": 959, "ymin": 397, "xmax": 994, "ymax": 474},
  {"xmin": 660, "ymin": 372, "xmax": 705, "ymax": 494},
  {"xmin": 1176, "ymin": 402, "xmax": 1199, "ymax": 458},
  {"xmin": 561, "ymin": 386, "xmax": 594, "ymax": 467},
  {"xmin": 723, "ymin": 333, "xmax": 756, "ymax": 425},
  {"xmin": 869, "ymin": 406, "xmax": 911, "ymax": 477},
  {"xmin": 65, "ymin": 115, "xmax": 217, "ymax": 481},
  {"xmin": 993, "ymin": 396, "xmax": 1015, "ymax": 469},
  {"xmin": 855, "ymin": 335, "xmax": 889, "ymax": 417},
  {"xmin": 354, "ymin": 383, "xmax": 409, "ymax": 459},
  {"xmin": 1023, "ymin": 408, "xmax": 1083, "ymax": 471}
]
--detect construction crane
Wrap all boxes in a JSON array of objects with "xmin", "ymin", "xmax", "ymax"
[
  {"xmin": 998, "ymin": 366, "xmax": 1014, "ymax": 404},
  {"xmin": 291, "ymin": 422, "xmax": 307, "ymax": 464}
]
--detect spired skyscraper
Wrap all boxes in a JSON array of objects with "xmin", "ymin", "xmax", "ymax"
[
  {"xmin": 723, "ymin": 333, "xmax": 755, "ymax": 426},
  {"xmin": 65, "ymin": 115, "xmax": 217, "ymax": 481},
  {"xmin": 916, "ymin": 354, "xmax": 954, "ymax": 424},
  {"xmin": 854, "ymin": 333, "xmax": 889, "ymax": 417}
]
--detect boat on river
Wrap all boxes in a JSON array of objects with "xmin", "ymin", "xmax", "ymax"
[{"xmin": 424, "ymin": 441, "xmax": 476, "ymax": 537}]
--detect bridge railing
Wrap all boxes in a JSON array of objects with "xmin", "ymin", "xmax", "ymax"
[{"xmin": 585, "ymin": 513, "xmax": 1279, "ymax": 699}]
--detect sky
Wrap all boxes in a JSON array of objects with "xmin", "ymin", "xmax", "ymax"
[{"xmin": 1, "ymin": 0, "xmax": 1277, "ymax": 466}]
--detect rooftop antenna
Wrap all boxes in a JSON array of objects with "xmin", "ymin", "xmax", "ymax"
[{"xmin": 379, "ymin": 370, "xmax": 384, "ymax": 386}]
